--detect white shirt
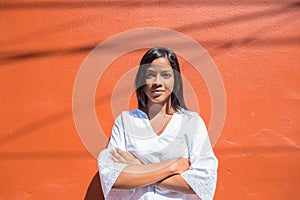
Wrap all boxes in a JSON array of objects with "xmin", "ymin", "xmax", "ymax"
[{"xmin": 98, "ymin": 109, "xmax": 218, "ymax": 200}]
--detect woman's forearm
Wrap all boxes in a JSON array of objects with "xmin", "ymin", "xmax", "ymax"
[
  {"xmin": 113, "ymin": 158, "xmax": 188, "ymax": 189},
  {"xmin": 155, "ymin": 174, "xmax": 196, "ymax": 194}
]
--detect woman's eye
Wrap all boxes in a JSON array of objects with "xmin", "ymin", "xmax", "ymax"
[
  {"xmin": 146, "ymin": 73, "xmax": 155, "ymax": 78},
  {"xmin": 162, "ymin": 73, "xmax": 172, "ymax": 78}
]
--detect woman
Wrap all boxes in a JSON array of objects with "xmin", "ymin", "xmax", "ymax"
[{"xmin": 98, "ymin": 47, "xmax": 218, "ymax": 200}]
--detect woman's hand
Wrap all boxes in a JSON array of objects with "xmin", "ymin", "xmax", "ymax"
[
  {"xmin": 110, "ymin": 148, "xmax": 143, "ymax": 165},
  {"xmin": 170, "ymin": 158, "xmax": 190, "ymax": 174}
]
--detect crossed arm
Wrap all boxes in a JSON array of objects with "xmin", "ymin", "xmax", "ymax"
[{"xmin": 110, "ymin": 148, "xmax": 196, "ymax": 194}]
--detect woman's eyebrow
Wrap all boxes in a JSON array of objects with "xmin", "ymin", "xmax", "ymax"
[
  {"xmin": 146, "ymin": 69, "xmax": 155, "ymax": 72},
  {"xmin": 161, "ymin": 70, "xmax": 172, "ymax": 73},
  {"xmin": 147, "ymin": 69, "xmax": 172, "ymax": 72}
]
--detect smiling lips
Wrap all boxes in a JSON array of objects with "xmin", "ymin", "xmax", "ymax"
[{"xmin": 151, "ymin": 89, "xmax": 165, "ymax": 96}]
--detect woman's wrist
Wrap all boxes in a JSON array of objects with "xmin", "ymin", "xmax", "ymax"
[{"xmin": 169, "ymin": 158, "xmax": 190, "ymax": 174}]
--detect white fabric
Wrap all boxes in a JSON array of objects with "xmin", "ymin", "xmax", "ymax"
[{"xmin": 98, "ymin": 109, "xmax": 218, "ymax": 200}]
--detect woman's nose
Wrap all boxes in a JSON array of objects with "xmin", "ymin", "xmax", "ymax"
[{"xmin": 153, "ymin": 75, "xmax": 162, "ymax": 85}]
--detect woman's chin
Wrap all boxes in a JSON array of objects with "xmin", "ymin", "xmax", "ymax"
[{"xmin": 148, "ymin": 98, "xmax": 168, "ymax": 105}]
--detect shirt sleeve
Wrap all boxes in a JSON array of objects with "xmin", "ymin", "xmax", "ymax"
[
  {"xmin": 181, "ymin": 115, "xmax": 218, "ymax": 200},
  {"xmin": 97, "ymin": 112, "xmax": 135, "ymax": 199}
]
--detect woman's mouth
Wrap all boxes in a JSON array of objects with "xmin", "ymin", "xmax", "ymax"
[{"xmin": 151, "ymin": 90, "xmax": 164, "ymax": 96}]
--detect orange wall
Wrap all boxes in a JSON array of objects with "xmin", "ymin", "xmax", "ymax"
[{"xmin": 1, "ymin": 1, "xmax": 299, "ymax": 199}]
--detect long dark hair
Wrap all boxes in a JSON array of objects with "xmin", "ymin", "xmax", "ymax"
[{"xmin": 135, "ymin": 47, "xmax": 187, "ymax": 112}]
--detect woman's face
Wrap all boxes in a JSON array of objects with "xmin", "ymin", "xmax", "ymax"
[{"xmin": 144, "ymin": 57, "xmax": 174, "ymax": 106}]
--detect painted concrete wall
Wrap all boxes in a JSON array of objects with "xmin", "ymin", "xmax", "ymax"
[{"xmin": 1, "ymin": 1, "xmax": 299, "ymax": 199}]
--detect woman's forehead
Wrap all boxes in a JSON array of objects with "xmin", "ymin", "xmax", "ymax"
[
  {"xmin": 147, "ymin": 64, "xmax": 172, "ymax": 71},
  {"xmin": 147, "ymin": 57, "xmax": 172, "ymax": 71},
  {"xmin": 151, "ymin": 57, "xmax": 171, "ymax": 66}
]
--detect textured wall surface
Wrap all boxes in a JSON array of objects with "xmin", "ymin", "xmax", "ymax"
[{"xmin": 1, "ymin": 1, "xmax": 299, "ymax": 199}]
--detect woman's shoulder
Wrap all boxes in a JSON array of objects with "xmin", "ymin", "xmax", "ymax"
[
  {"xmin": 177, "ymin": 109, "xmax": 206, "ymax": 124},
  {"xmin": 178, "ymin": 108, "xmax": 200, "ymax": 118}
]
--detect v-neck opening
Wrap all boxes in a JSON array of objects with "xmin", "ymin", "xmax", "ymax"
[{"xmin": 137, "ymin": 108, "xmax": 177, "ymax": 137}]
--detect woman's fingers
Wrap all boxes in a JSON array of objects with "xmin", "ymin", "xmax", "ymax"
[
  {"xmin": 110, "ymin": 154, "xmax": 119, "ymax": 163},
  {"xmin": 110, "ymin": 149, "xmax": 127, "ymax": 163},
  {"xmin": 117, "ymin": 148, "xmax": 143, "ymax": 164},
  {"xmin": 110, "ymin": 148, "xmax": 143, "ymax": 164},
  {"xmin": 116, "ymin": 148, "xmax": 131, "ymax": 159},
  {"xmin": 116, "ymin": 148, "xmax": 137, "ymax": 161}
]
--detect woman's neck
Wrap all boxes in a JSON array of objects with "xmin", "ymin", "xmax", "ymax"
[
  {"xmin": 147, "ymin": 103, "xmax": 166, "ymax": 120},
  {"xmin": 145, "ymin": 100, "xmax": 175, "ymax": 135},
  {"xmin": 146, "ymin": 99, "xmax": 174, "ymax": 120}
]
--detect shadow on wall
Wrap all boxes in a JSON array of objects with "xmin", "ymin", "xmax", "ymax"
[{"xmin": 85, "ymin": 171, "xmax": 104, "ymax": 200}]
